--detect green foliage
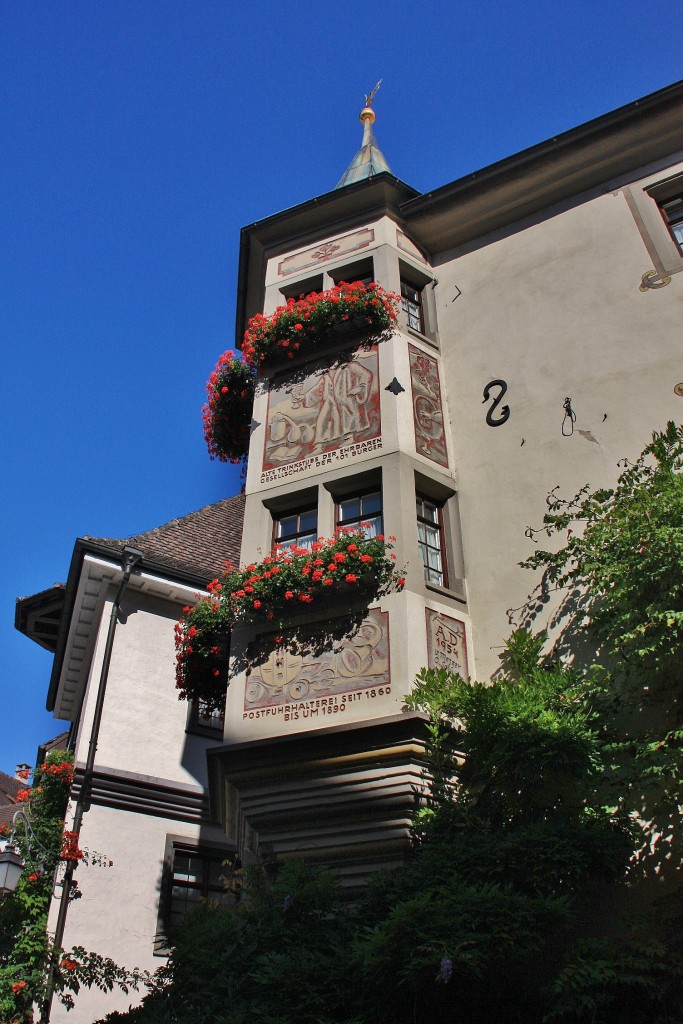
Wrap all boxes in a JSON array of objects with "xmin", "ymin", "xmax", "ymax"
[
  {"xmin": 103, "ymin": 425, "xmax": 683, "ymax": 1024},
  {"xmin": 523, "ymin": 420, "xmax": 683, "ymax": 680},
  {"xmin": 95, "ymin": 861, "xmax": 363, "ymax": 1024},
  {"xmin": 0, "ymin": 752, "xmax": 143, "ymax": 1022}
]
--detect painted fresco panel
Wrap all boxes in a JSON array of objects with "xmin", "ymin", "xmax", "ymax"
[
  {"xmin": 261, "ymin": 345, "xmax": 382, "ymax": 482},
  {"xmin": 409, "ymin": 344, "xmax": 448, "ymax": 468},
  {"xmin": 425, "ymin": 609, "xmax": 469, "ymax": 678},
  {"xmin": 244, "ymin": 608, "xmax": 390, "ymax": 714}
]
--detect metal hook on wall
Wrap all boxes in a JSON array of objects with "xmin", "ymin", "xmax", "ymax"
[{"xmin": 562, "ymin": 397, "xmax": 576, "ymax": 436}]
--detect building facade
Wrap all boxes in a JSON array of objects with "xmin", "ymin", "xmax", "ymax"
[{"xmin": 15, "ymin": 80, "xmax": 683, "ymax": 1020}]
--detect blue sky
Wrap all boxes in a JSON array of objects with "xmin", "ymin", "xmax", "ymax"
[{"xmin": 1, "ymin": 0, "xmax": 681, "ymax": 775}]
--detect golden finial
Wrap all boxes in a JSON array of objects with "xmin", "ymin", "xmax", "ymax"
[{"xmin": 360, "ymin": 79, "xmax": 382, "ymax": 124}]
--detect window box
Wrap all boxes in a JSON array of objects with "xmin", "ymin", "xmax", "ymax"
[{"xmin": 241, "ymin": 281, "xmax": 399, "ymax": 371}]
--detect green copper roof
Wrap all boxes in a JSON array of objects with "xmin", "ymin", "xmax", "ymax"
[{"xmin": 336, "ymin": 107, "xmax": 392, "ymax": 189}]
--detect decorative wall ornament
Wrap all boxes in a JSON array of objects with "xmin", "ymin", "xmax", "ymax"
[
  {"xmin": 482, "ymin": 379, "xmax": 510, "ymax": 427},
  {"xmin": 562, "ymin": 396, "xmax": 576, "ymax": 436},
  {"xmin": 409, "ymin": 344, "xmax": 448, "ymax": 467},
  {"xmin": 640, "ymin": 269, "xmax": 671, "ymax": 290},
  {"xmin": 277, "ymin": 228, "xmax": 375, "ymax": 277},
  {"xmin": 244, "ymin": 608, "xmax": 390, "ymax": 712},
  {"xmin": 385, "ymin": 376, "xmax": 405, "ymax": 395},
  {"xmin": 261, "ymin": 345, "xmax": 381, "ymax": 478},
  {"xmin": 425, "ymin": 609, "xmax": 469, "ymax": 678}
]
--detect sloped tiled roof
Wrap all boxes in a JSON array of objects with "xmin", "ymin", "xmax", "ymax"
[
  {"xmin": 86, "ymin": 493, "xmax": 245, "ymax": 582},
  {"xmin": 0, "ymin": 771, "xmax": 26, "ymax": 828}
]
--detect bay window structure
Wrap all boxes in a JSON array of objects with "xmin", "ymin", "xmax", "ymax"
[
  {"xmin": 273, "ymin": 506, "xmax": 318, "ymax": 551},
  {"xmin": 336, "ymin": 489, "xmax": 383, "ymax": 538},
  {"xmin": 416, "ymin": 494, "xmax": 447, "ymax": 587}
]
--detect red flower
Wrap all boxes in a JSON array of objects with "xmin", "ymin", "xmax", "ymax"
[
  {"xmin": 253, "ymin": 600, "xmax": 261, "ymax": 609},
  {"xmin": 12, "ymin": 980, "xmax": 27, "ymax": 993},
  {"xmin": 347, "ymin": 544, "xmax": 358, "ymax": 553},
  {"xmin": 27, "ymin": 872, "xmax": 40, "ymax": 882},
  {"xmin": 359, "ymin": 554, "xmax": 373, "ymax": 563},
  {"xmin": 323, "ymin": 578, "xmax": 333, "ymax": 586},
  {"xmin": 345, "ymin": 574, "xmax": 358, "ymax": 583},
  {"xmin": 333, "ymin": 552, "xmax": 346, "ymax": 563}
]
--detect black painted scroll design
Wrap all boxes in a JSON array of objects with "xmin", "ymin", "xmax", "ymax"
[{"xmin": 482, "ymin": 379, "xmax": 510, "ymax": 427}]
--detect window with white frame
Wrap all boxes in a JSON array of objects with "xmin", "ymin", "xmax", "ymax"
[
  {"xmin": 416, "ymin": 494, "xmax": 448, "ymax": 587},
  {"xmin": 336, "ymin": 489, "xmax": 383, "ymax": 538}
]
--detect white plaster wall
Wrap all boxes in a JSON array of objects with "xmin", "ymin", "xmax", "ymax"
[
  {"xmin": 48, "ymin": 805, "xmax": 227, "ymax": 1023},
  {"xmin": 73, "ymin": 591, "xmax": 211, "ymax": 788},
  {"xmin": 435, "ymin": 175, "xmax": 683, "ymax": 681}
]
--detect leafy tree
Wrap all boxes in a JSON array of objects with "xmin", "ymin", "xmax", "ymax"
[
  {"xmin": 0, "ymin": 751, "xmax": 143, "ymax": 1022},
  {"xmin": 95, "ymin": 424, "xmax": 683, "ymax": 1024}
]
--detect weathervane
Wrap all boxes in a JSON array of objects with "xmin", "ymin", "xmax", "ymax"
[{"xmin": 365, "ymin": 80, "xmax": 382, "ymax": 108}]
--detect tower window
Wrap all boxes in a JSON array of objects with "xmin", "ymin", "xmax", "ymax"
[
  {"xmin": 273, "ymin": 506, "xmax": 318, "ymax": 551},
  {"xmin": 401, "ymin": 280, "xmax": 424, "ymax": 334},
  {"xmin": 336, "ymin": 489, "xmax": 383, "ymax": 538},
  {"xmin": 416, "ymin": 494, "xmax": 447, "ymax": 587}
]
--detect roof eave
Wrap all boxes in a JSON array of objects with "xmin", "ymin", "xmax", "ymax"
[
  {"xmin": 401, "ymin": 78, "xmax": 683, "ymax": 253},
  {"xmin": 44, "ymin": 538, "xmax": 211, "ymax": 714}
]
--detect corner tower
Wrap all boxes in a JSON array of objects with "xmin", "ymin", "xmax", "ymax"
[{"xmin": 208, "ymin": 96, "xmax": 470, "ymax": 884}]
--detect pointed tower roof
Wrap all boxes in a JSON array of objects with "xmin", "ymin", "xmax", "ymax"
[{"xmin": 336, "ymin": 84, "xmax": 392, "ymax": 189}]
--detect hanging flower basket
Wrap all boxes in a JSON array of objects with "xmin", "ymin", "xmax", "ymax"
[
  {"xmin": 174, "ymin": 596, "xmax": 233, "ymax": 709},
  {"xmin": 202, "ymin": 351, "xmax": 255, "ymax": 463},
  {"xmin": 174, "ymin": 530, "xmax": 405, "ymax": 707},
  {"xmin": 241, "ymin": 281, "xmax": 399, "ymax": 371}
]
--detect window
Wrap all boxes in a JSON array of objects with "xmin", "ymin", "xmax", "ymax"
[
  {"xmin": 416, "ymin": 495, "xmax": 447, "ymax": 587},
  {"xmin": 624, "ymin": 171, "xmax": 683, "ymax": 284},
  {"xmin": 336, "ymin": 489, "xmax": 382, "ymax": 538},
  {"xmin": 280, "ymin": 274, "xmax": 323, "ymax": 303},
  {"xmin": 659, "ymin": 193, "xmax": 683, "ymax": 254},
  {"xmin": 401, "ymin": 280, "xmax": 424, "ymax": 334},
  {"xmin": 156, "ymin": 842, "xmax": 237, "ymax": 952},
  {"xmin": 330, "ymin": 257, "xmax": 374, "ymax": 288},
  {"xmin": 188, "ymin": 699, "xmax": 224, "ymax": 736},
  {"xmin": 274, "ymin": 506, "xmax": 318, "ymax": 551},
  {"xmin": 168, "ymin": 847, "xmax": 233, "ymax": 930}
]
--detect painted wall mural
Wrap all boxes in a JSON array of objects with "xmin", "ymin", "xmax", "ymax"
[
  {"xmin": 425, "ymin": 609, "xmax": 469, "ymax": 678},
  {"xmin": 244, "ymin": 608, "xmax": 390, "ymax": 720},
  {"xmin": 409, "ymin": 344, "xmax": 448, "ymax": 468},
  {"xmin": 261, "ymin": 345, "xmax": 382, "ymax": 483}
]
